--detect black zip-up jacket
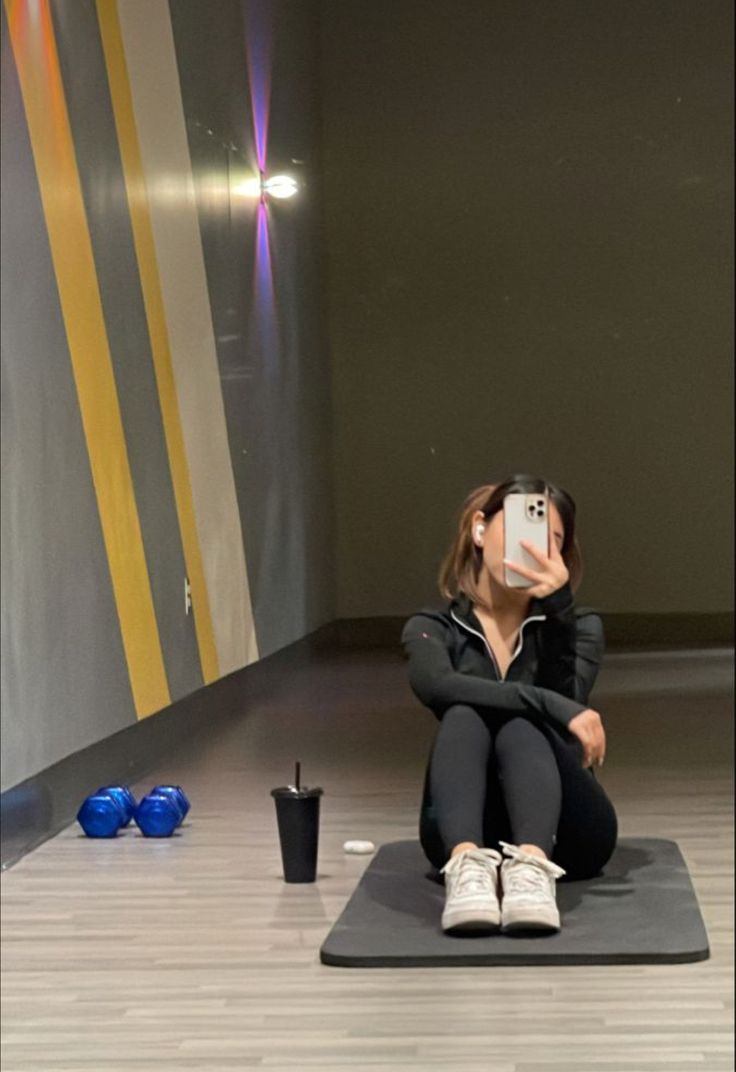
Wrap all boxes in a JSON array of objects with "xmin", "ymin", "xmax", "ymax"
[{"xmin": 400, "ymin": 580, "xmax": 605, "ymax": 735}]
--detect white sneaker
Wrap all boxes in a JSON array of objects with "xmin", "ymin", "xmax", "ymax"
[
  {"xmin": 439, "ymin": 847, "xmax": 503, "ymax": 933},
  {"xmin": 498, "ymin": 841, "xmax": 566, "ymax": 933}
]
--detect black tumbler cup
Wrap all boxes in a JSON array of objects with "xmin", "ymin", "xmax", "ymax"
[{"xmin": 270, "ymin": 785, "xmax": 323, "ymax": 882}]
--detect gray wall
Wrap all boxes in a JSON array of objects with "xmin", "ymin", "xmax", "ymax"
[
  {"xmin": 319, "ymin": 0, "xmax": 734, "ymax": 618},
  {"xmin": 1, "ymin": 0, "xmax": 334, "ymax": 793}
]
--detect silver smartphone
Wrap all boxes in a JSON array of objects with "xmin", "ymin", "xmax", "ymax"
[{"xmin": 503, "ymin": 492, "xmax": 549, "ymax": 588}]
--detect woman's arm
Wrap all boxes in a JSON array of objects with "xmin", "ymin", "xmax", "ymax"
[
  {"xmin": 401, "ymin": 613, "xmax": 591, "ymax": 729},
  {"xmin": 533, "ymin": 582, "xmax": 606, "ymax": 707}
]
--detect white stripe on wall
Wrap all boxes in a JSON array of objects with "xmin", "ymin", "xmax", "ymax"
[{"xmin": 116, "ymin": 0, "xmax": 258, "ymax": 676}]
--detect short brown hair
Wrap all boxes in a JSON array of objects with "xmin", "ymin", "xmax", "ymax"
[{"xmin": 437, "ymin": 474, "xmax": 584, "ymax": 614}]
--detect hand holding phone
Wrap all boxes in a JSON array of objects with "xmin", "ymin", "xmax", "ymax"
[
  {"xmin": 503, "ymin": 492, "xmax": 550, "ymax": 588},
  {"xmin": 502, "ymin": 492, "xmax": 570, "ymax": 597}
]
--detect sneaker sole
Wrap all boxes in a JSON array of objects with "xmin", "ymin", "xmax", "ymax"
[
  {"xmin": 501, "ymin": 907, "xmax": 560, "ymax": 933},
  {"xmin": 442, "ymin": 907, "xmax": 501, "ymax": 933}
]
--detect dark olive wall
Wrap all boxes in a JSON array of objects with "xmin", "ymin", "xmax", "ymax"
[{"xmin": 319, "ymin": 0, "xmax": 734, "ymax": 618}]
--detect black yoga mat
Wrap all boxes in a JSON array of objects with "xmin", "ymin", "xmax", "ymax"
[{"xmin": 320, "ymin": 837, "xmax": 709, "ymax": 967}]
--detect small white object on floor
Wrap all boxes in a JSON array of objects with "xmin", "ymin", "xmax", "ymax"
[{"xmin": 343, "ymin": 840, "xmax": 375, "ymax": 854}]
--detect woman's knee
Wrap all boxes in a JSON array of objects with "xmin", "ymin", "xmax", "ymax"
[
  {"xmin": 442, "ymin": 703, "xmax": 486, "ymax": 725},
  {"xmin": 433, "ymin": 707, "xmax": 491, "ymax": 766},
  {"xmin": 439, "ymin": 704, "xmax": 491, "ymax": 743},
  {"xmin": 494, "ymin": 715, "xmax": 552, "ymax": 756}
]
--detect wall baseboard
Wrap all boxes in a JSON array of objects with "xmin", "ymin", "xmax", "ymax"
[{"xmin": 2, "ymin": 611, "xmax": 732, "ymax": 868}]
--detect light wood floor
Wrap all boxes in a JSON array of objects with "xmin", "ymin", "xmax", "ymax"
[{"xmin": 2, "ymin": 645, "xmax": 734, "ymax": 1071}]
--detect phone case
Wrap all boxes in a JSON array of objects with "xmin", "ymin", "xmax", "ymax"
[{"xmin": 503, "ymin": 492, "xmax": 549, "ymax": 588}]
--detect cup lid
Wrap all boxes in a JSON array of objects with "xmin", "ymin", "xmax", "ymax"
[{"xmin": 270, "ymin": 786, "xmax": 323, "ymax": 798}]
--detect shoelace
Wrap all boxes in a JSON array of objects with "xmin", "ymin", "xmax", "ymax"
[
  {"xmin": 502, "ymin": 859, "xmax": 555, "ymax": 897},
  {"xmin": 440, "ymin": 848, "xmax": 501, "ymax": 895}
]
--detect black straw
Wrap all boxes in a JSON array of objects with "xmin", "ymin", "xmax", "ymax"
[{"xmin": 295, "ymin": 761, "xmax": 301, "ymax": 790}]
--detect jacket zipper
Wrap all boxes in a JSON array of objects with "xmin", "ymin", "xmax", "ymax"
[{"xmin": 450, "ymin": 609, "xmax": 546, "ymax": 681}]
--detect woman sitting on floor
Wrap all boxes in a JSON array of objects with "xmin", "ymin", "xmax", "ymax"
[{"xmin": 401, "ymin": 474, "xmax": 618, "ymax": 935}]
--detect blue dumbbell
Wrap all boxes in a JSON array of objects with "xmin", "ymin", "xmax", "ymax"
[
  {"xmin": 151, "ymin": 785, "xmax": 190, "ymax": 824},
  {"xmin": 133, "ymin": 793, "xmax": 181, "ymax": 837},
  {"xmin": 77, "ymin": 792, "xmax": 127, "ymax": 838},
  {"xmin": 95, "ymin": 785, "xmax": 137, "ymax": 827}
]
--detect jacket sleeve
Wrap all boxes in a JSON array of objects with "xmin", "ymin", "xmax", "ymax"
[
  {"xmin": 533, "ymin": 581, "xmax": 606, "ymax": 707},
  {"xmin": 400, "ymin": 611, "xmax": 591, "ymax": 730}
]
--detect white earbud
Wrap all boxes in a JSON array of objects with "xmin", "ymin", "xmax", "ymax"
[{"xmin": 475, "ymin": 525, "xmax": 485, "ymax": 543}]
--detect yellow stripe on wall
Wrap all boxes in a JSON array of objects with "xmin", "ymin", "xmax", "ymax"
[
  {"xmin": 95, "ymin": 0, "xmax": 220, "ymax": 684},
  {"xmin": 4, "ymin": 0, "xmax": 170, "ymax": 718}
]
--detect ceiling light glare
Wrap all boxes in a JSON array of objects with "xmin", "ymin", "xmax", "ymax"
[{"xmin": 262, "ymin": 174, "xmax": 299, "ymax": 199}]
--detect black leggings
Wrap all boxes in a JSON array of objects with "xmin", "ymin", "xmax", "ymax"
[{"xmin": 419, "ymin": 704, "xmax": 618, "ymax": 881}]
